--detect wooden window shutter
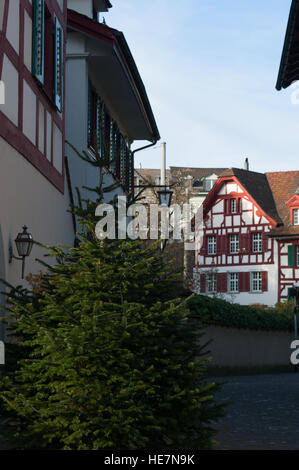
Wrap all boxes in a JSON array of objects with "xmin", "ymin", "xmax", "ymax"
[
  {"xmin": 288, "ymin": 287, "xmax": 295, "ymax": 301},
  {"xmin": 217, "ymin": 235, "xmax": 223, "ymax": 254},
  {"xmin": 239, "ymin": 234, "xmax": 247, "ymax": 252},
  {"xmin": 262, "ymin": 272, "xmax": 268, "ymax": 292},
  {"xmin": 217, "ymin": 273, "xmax": 227, "ymax": 293},
  {"xmin": 200, "ymin": 237, "xmax": 207, "ymax": 255},
  {"xmin": 32, "ymin": 0, "xmax": 45, "ymax": 85},
  {"xmin": 238, "ymin": 198, "xmax": 242, "ymax": 213},
  {"xmin": 53, "ymin": 16, "xmax": 63, "ymax": 112},
  {"xmin": 95, "ymin": 96, "xmax": 101, "ymax": 153},
  {"xmin": 245, "ymin": 233, "xmax": 251, "ymax": 253},
  {"xmin": 239, "ymin": 272, "xmax": 250, "ymax": 292},
  {"xmin": 200, "ymin": 274, "xmax": 206, "ymax": 293},
  {"xmin": 87, "ymin": 80, "xmax": 92, "ymax": 146},
  {"xmin": 262, "ymin": 232, "xmax": 268, "ymax": 252},
  {"xmin": 222, "ymin": 234, "xmax": 228, "ymax": 254},
  {"xmin": 288, "ymin": 245, "xmax": 295, "ymax": 268}
]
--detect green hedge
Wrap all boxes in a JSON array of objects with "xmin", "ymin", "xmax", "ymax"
[{"xmin": 188, "ymin": 295, "xmax": 294, "ymax": 331}]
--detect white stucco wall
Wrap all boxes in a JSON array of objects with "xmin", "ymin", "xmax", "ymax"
[
  {"xmin": 0, "ymin": 0, "xmax": 5, "ymax": 31},
  {"xmin": 0, "ymin": 137, "xmax": 74, "ymax": 292},
  {"xmin": 23, "ymin": 80, "xmax": 37, "ymax": 145},
  {"xmin": 6, "ymin": 0, "xmax": 19, "ymax": 54},
  {"xmin": 67, "ymin": 0, "xmax": 93, "ymax": 18},
  {"xmin": 23, "ymin": 10, "xmax": 32, "ymax": 72},
  {"xmin": 1, "ymin": 54, "xmax": 19, "ymax": 126},
  {"xmin": 65, "ymin": 34, "xmax": 125, "ymax": 208}
]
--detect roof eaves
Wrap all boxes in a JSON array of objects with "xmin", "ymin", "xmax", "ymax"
[
  {"xmin": 113, "ymin": 30, "xmax": 160, "ymax": 142},
  {"xmin": 67, "ymin": 10, "xmax": 160, "ymax": 143},
  {"xmin": 276, "ymin": 0, "xmax": 299, "ymax": 90}
]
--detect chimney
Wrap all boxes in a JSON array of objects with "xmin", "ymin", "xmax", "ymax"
[{"xmin": 244, "ymin": 158, "xmax": 249, "ymax": 171}]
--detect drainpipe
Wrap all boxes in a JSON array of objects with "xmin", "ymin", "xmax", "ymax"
[{"xmin": 130, "ymin": 140, "xmax": 158, "ymax": 193}]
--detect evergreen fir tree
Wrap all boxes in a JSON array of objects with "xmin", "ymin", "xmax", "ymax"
[{"xmin": 0, "ymin": 146, "xmax": 223, "ymax": 450}]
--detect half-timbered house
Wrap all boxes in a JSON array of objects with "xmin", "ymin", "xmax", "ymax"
[{"xmin": 194, "ymin": 168, "xmax": 299, "ymax": 306}]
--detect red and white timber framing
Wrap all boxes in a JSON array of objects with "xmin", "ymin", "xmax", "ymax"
[
  {"xmin": 194, "ymin": 176, "xmax": 284, "ymax": 306},
  {"xmin": 0, "ymin": 0, "xmax": 67, "ymax": 193},
  {"xmin": 277, "ymin": 238, "xmax": 299, "ymax": 303}
]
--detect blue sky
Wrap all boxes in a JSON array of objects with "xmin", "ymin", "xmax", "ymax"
[{"xmin": 107, "ymin": 0, "xmax": 299, "ymax": 173}]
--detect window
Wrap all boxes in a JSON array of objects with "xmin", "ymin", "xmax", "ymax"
[
  {"xmin": 252, "ymin": 232, "xmax": 262, "ymax": 252},
  {"xmin": 297, "ymin": 246, "xmax": 299, "ymax": 267},
  {"xmin": 230, "ymin": 234, "xmax": 239, "ymax": 253},
  {"xmin": 204, "ymin": 179, "xmax": 216, "ymax": 191},
  {"xmin": 288, "ymin": 245, "xmax": 297, "ymax": 268},
  {"xmin": 229, "ymin": 273, "xmax": 239, "ymax": 292},
  {"xmin": 207, "ymin": 273, "xmax": 217, "ymax": 293},
  {"xmin": 294, "ymin": 209, "xmax": 299, "ymax": 225},
  {"xmin": 32, "ymin": 0, "xmax": 63, "ymax": 111},
  {"xmin": 230, "ymin": 198, "xmax": 237, "ymax": 213},
  {"xmin": 251, "ymin": 272, "xmax": 262, "ymax": 292},
  {"xmin": 207, "ymin": 236, "xmax": 217, "ymax": 255}
]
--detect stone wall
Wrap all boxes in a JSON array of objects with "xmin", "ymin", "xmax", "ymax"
[{"xmin": 201, "ymin": 325, "xmax": 295, "ymax": 375}]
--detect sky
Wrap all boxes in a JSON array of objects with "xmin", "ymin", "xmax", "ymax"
[{"xmin": 106, "ymin": 0, "xmax": 299, "ymax": 173}]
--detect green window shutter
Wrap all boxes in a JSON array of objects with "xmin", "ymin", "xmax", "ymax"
[
  {"xmin": 288, "ymin": 245, "xmax": 295, "ymax": 268},
  {"xmin": 87, "ymin": 79, "xmax": 92, "ymax": 146},
  {"xmin": 32, "ymin": 0, "xmax": 45, "ymax": 84},
  {"xmin": 53, "ymin": 17, "xmax": 63, "ymax": 112},
  {"xmin": 95, "ymin": 96, "xmax": 100, "ymax": 153}
]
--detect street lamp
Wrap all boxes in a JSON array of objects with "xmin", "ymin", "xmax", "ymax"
[
  {"xmin": 9, "ymin": 226, "xmax": 34, "ymax": 279},
  {"xmin": 157, "ymin": 188, "xmax": 173, "ymax": 207}
]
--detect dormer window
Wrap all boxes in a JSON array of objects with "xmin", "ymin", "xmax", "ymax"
[
  {"xmin": 285, "ymin": 193, "xmax": 299, "ymax": 226},
  {"xmin": 204, "ymin": 178, "xmax": 217, "ymax": 191}
]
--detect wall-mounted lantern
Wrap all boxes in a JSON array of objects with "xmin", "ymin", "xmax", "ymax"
[
  {"xmin": 9, "ymin": 226, "xmax": 34, "ymax": 279},
  {"xmin": 157, "ymin": 188, "xmax": 173, "ymax": 208}
]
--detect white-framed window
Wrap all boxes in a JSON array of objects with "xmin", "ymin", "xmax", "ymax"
[
  {"xmin": 230, "ymin": 234, "xmax": 239, "ymax": 253},
  {"xmin": 207, "ymin": 273, "xmax": 217, "ymax": 293},
  {"xmin": 204, "ymin": 179, "xmax": 217, "ymax": 192},
  {"xmin": 252, "ymin": 232, "xmax": 262, "ymax": 252},
  {"xmin": 294, "ymin": 209, "xmax": 299, "ymax": 225},
  {"xmin": 207, "ymin": 235, "xmax": 217, "ymax": 255},
  {"xmin": 251, "ymin": 272, "xmax": 262, "ymax": 292},
  {"xmin": 230, "ymin": 198, "xmax": 237, "ymax": 213},
  {"xmin": 229, "ymin": 273, "xmax": 239, "ymax": 292}
]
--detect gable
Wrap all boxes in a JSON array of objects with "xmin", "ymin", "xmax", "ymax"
[{"xmin": 204, "ymin": 175, "xmax": 279, "ymax": 227}]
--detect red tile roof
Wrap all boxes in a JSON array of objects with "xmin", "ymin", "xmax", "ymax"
[
  {"xmin": 218, "ymin": 168, "xmax": 282, "ymax": 225},
  {"xmin": 266, "ymin": 171, "xmax": 299, "ymax": 236},
  {"xmin": 217, "ymin": 168, "xmax": 299, "ymax": 237}
]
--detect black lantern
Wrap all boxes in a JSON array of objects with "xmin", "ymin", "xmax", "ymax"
[
  {"xmin": 9, "ymin": 226, "xmax": 34, "ymax": 279},
  {"xmin": 157, "ymin": 188, "xmax": 173, "ymax": 207}
]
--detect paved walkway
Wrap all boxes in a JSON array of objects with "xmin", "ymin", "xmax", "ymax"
[{"xmin": 213, "ymin": 373, "xmax": 299, "ymax": 450}]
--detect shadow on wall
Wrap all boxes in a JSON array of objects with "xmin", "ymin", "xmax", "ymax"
[{"xmin": 0, "ymin": 225, "xmax": 6, "ymax": 341}]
